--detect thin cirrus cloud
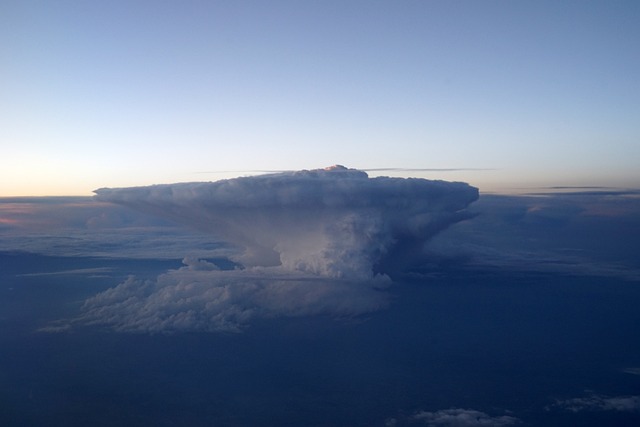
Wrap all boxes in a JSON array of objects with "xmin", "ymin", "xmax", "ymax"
[{"xmin": 69, "ymin": 165, "xmax": 479, "ymax": 333}]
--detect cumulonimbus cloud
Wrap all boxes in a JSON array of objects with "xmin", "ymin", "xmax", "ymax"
[{"xmin": 80, "ymin": 166, "xmax": 478, "ymax": 332}]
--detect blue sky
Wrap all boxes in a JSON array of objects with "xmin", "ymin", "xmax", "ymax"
[{"xmin": 2, "ymin": 0, "xmax": 639, "ymax": 195}]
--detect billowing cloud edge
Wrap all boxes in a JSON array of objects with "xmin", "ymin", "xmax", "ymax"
[{"xmin": 66, "ymin": 166, "xmax": 479, "ymax": 333}]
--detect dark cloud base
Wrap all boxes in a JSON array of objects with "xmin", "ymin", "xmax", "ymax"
[{"xmin": 2, "ymin": 252, "xmax": 640, "ymax": 426}]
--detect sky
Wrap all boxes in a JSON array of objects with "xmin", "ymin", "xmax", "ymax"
[
  {"xmin": 2, "ymin": 0, "xmax": 639, "ymax": 196},
  {"xmin": 2, "ymin": 2, "xmax": 640, "ymax": 422}
]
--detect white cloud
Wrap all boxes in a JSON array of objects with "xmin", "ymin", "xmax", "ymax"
[
  {"xmin": 411, "ymin": 408, "xmax": 519, "ymax": 426},
  {"xmin": 75, "ymin": 257, "xmax": 390, "ymax": 333},
  {"xmin": 551, "ymin": 394, "xmax": 640, "ymax": 413},
  {"xmin": 76, "ymin": 166, "xmax": 478, "ymax": 332},
  {"xmin": 95, "ymin": 165, "xmax": 478, "ymax": 278}
]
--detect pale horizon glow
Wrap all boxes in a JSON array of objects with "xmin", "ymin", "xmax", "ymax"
[{"xmin": 2, "ymin": 0, "xmax": 639, "ymax": 196}]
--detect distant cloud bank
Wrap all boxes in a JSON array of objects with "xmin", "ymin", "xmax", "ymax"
[{"xmin": 81, "ymin": 165, "xmax": 478, "ymax": 332}]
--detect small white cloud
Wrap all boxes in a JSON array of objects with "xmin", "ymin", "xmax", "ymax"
[
  {"xmin": 552, "ymin": 394, "xmax": 640, "ymax": 413},
  {"xmin": 411, "ymin": 408, "xmax": 519, "ymax": 426}
]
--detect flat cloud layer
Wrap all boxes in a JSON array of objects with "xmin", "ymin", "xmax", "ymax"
[{"xmin": 80, "ymin": 166, "xmax": 478, "ymax": 332}]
